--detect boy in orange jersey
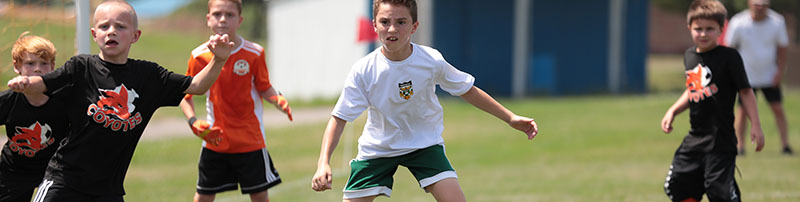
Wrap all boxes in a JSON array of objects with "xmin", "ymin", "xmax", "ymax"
[{"xmin": 179, "ymin": 0, "xmax": 292, "ymax": 201}]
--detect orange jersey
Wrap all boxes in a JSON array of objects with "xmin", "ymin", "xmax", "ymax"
[{"xmin": 186, "ymin": 39, "xmax": 271, "ymax": 153}]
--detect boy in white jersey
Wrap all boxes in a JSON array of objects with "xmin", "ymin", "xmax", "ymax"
[{"xmin": 310, "ymin": 0, "xmax": 539, "ymax": 201}]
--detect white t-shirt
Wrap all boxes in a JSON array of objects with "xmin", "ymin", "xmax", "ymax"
[
  {"xmin": 332, "ymin": 43, "xmax": 475, "ymax": 160},
  {"xmin": 724, "ymin": 9, "xmax": 790, "ymax": 87}
]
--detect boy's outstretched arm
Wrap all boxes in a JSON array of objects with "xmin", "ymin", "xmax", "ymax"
[
  {"xmin": 184, "ymin": 34, "xmax": 235, "ymax": 95},
  {"xmin": 661, "ymin": 89, "xmax": 690, "ymax": 133},
  {"xmin": 739, "ymin": 88, "xmax": 765, "ymax": 151},
  {"xmin": 7, "ymin": 76, "xmax": 46, "ymax": 94},
  {"xmin": 459, "ymin": 86, "xmax": 538, "ymax": 140},
  {"xmin": 311, "ymin": 116, "xmax": 347, "ymax": 192},
  {"xmin": 259, "ymin": 87, "xmax": 293, "ymax": 121}
]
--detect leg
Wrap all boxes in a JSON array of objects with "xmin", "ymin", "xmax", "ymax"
[
  {"xmin": 704, "ymin": 153, "xmax": 740, "ymax": 202},
  {"xmin": 734, "ymin": 105, "xmax": 748, "ymax": 154},
  {"xmin": 343, "ymin": 157, "xmax": 399, "ymax": 200},
  {"xmin": 425, "ymin": 178, "xmax": 466, "ymax": 202},
  {"xmin": 769, "ymin": 102, "xmax": 790, "ymax": 148},
  {"xmin": 248, "ymin": 190, "xmax": 268, "ymax": 202},
  {"xmin": 343, "ymin": 195, "xmax": 377, "ymax": 202},
  {"xmin": 763, "ymin": 87, "xmax": 791, "ymax": 154},
  {"xmin": 236, "ymin": 148, "xmax": 282, "ymax": 200},
  {"xmin": 196, "ymin": 148, "xmax": 237, "ymax": 201},
  {"xmin": 403, "ymin": 145, "xmax": 463, "ymax": 202},
  {"xmin": 664, "ymin": 151, "xmax": 705, "ymax": 202},
  {"xmin": 194, "ymin": 193, "xmax": 215, "ymax": 202}
]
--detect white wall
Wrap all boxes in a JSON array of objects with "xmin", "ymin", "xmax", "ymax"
[{"xmin": 267, "ymin": 0, "xmax": 370, "ymax": 101}]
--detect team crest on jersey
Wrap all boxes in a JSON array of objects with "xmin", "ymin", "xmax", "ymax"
[
  {"xmin": 9, "ymin": 122, "xmax": 55, "ymax": 157},
  {"xmin": 86, "ymin": 84, "xmax": 143, "ymax": 132},
  {"xmin": 398, "ymin": 80, "xmax": 414, "ymax": 100},
  {"xmin": 686, "ymin": 63, "xmax": 718, "ymax": 103},
  {"xmin": 233, "ymin": 59, "xmax": 250, "ymax": 76}
]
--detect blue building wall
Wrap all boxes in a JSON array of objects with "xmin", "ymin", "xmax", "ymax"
[
  {"xmin": 432, "ymin": 0, "xmax": 514, "ymax": 96},
  {"xmin": 433, "ymin": 0, "xmax": 649, "ymax": 96}
]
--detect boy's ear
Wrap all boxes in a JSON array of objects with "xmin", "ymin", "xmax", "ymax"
[
  {"xmin": 131, "ymin": 30, "xmax": 142, "ymax": 44},
  {"xmin": 411, "ymin": 21, "xmax": 419, "ymax": 34},
  {"xmin": 12, "ymin": 62, "xmax": 21, "ymax": 74}
]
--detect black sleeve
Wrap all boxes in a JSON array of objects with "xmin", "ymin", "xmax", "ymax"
[
  {"xmin": 42, "ymin": 55, "xmax": 83, "ymax": 98},
  {"xmin": 155, "ymin": 65, "xmax": 192, "ymax": 107},
  {"xmin": 0, "ymin": 90, "xmax": 13, "ymax": 125},
  {"xmin": 727, "ymin": 50, "xmax": 751, "ymax": 90}
]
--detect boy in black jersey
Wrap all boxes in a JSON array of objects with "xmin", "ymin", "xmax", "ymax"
[
  {"xmin": 0, "ymin": 33, "xmax": 68, "ymax": 202},
  {"xmin": 660, "ymin": 1, "xmax": 765, "ymax": 201},
  {"xmin": 5, "ymin": 1, "xmax": 234, "ymax": 201}
]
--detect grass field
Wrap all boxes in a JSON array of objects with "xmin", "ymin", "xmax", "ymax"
[{"xmin": 124, "ymin": 90, "xmax": 800, "ymax": 202}]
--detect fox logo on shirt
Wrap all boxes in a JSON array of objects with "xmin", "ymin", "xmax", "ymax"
[
  {"xmin": 399, "ymin": 80, "xmax": 414, "ymax": 100},
  {"xmin": 686, "ymin": 64, "xmax": 718, "ymax": 103},
  {"xmin": 86, "ymin": 84, "xmax": 143, "ymax": 132},
  {"xmin": 9, "ymin": 122, "xmax": 55, "ymax": 157}
]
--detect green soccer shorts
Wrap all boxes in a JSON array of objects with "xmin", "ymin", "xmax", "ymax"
[{"xmin": 342, "ymin": 144, "xmax": 458, "ymax": 199}]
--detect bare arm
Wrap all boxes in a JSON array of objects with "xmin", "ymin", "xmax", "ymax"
[
  {"xmin": 739, "ymin": 88, "xmax": 765, "ymax": 151},
  {"xmin": 773, "ymin": 47, "xmax": 787, "ymax": 86},
  {"xmin": 258, "ymin": 87, "xmax": 292, "ymax": 120},
  {"xmin": 459, "ymin": 86, "xmax": 538, "ymax": 140},
  {"xmin": 7, "ymin": 76, "xmax": 46, "ymax": 94},
  {"xmin": 661, "ymin": 89, "xmax": 690, "ymax": 133},
  {"xmin": 179, "ymin": 97, "xmax": 197, "ymax": 120},
  {"xmin": 311, "ymin": 116, "xmax": 347, "ymax": 191},
  {"xmin": 184, "ymin": 34, "xmax": 235, "ymax": 95}
]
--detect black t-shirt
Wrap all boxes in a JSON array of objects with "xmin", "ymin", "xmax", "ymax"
[
  {"xmin": 0, "ymin": 90, "xmax": 69, "ymax": 185},
  {"xmin": 41, "ymin": 54, "xmax": 192, "ymax": 196},
  {"xmin": 680, "ymin": 46, "xmax": 750, "ymax": 153}
]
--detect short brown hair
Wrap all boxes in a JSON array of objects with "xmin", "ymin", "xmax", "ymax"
[
  {"xmin": 687, "ymin": 0, "xmax": 727, "ymax": 27},
  {"xmin": 373, "ymin": 0, "xmax": 417, "ymax": 23},
  {"xmin": 209, "ymin": 0, "xmax": 242, "ymax": 15},
  {"xmin": 12, "ymin": 32, "xmax": 57, "ymax": 66}
]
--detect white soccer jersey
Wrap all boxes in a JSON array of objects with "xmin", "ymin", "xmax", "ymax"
[
  {"xmin": 332, "ymin": 43, "xmax": 475, "ymax": 160},
  {"xmin": 724, "ymin": 9, "xmax": 790, "ymax": 87}
]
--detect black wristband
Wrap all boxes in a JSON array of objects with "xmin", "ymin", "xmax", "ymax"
[{"xmin": 188, "ymin": 117, "xmax": 197, "ymax": 126}]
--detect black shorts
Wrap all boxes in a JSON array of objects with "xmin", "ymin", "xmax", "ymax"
[
  {"xmin": 196, "ymin": 148, "xmax": 281, "ymax": 195},
  {"xmin": 0, "ymin": 174, "xmax": 42, "ymax": 202},
  {"xmin": 739, "ymin": 87, "xmax": 782, "ymax": 104},
  {"xmin": 664, "ymin": 151, "xmax": 740, "ymax": 202},
  {"xmin": 32, "ymin": 180, "xmax": 123, "ymax": 202}
]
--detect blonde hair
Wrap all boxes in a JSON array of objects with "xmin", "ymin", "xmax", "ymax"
[
  {"xmin": 12, "ymin": 32, "xmax": 57, "ymax": 66},
  {"xmin": 687, "ymin": 0, "xmax": 727, "ymax": 27},
  {"xmin": 208, "ymin": 0, "xmax": 242, "ymax": 15},
  {"xmin": 94, "ymin": 0, "xmax": 139, "ymax": 29}
]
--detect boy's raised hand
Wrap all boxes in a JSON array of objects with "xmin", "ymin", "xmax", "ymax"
[
  {"xmin": 509, "ymin": 115, "xmax": 538, "ymax": 140},
  {"xmin": 311, "ymin": 164, "xmax": 332, "ymax": 191},
  {"xmin": 207, "ymin": 34, "xmax": 235, "ymax": 60}
]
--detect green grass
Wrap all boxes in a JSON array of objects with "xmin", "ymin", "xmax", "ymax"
[
  {"xmin": 0, "ymin": 17, "xmax": 206, "ymax": 85},
  {"xmin": 124, "ymin": 90, "xmax": 800, "ymax": 202}
]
